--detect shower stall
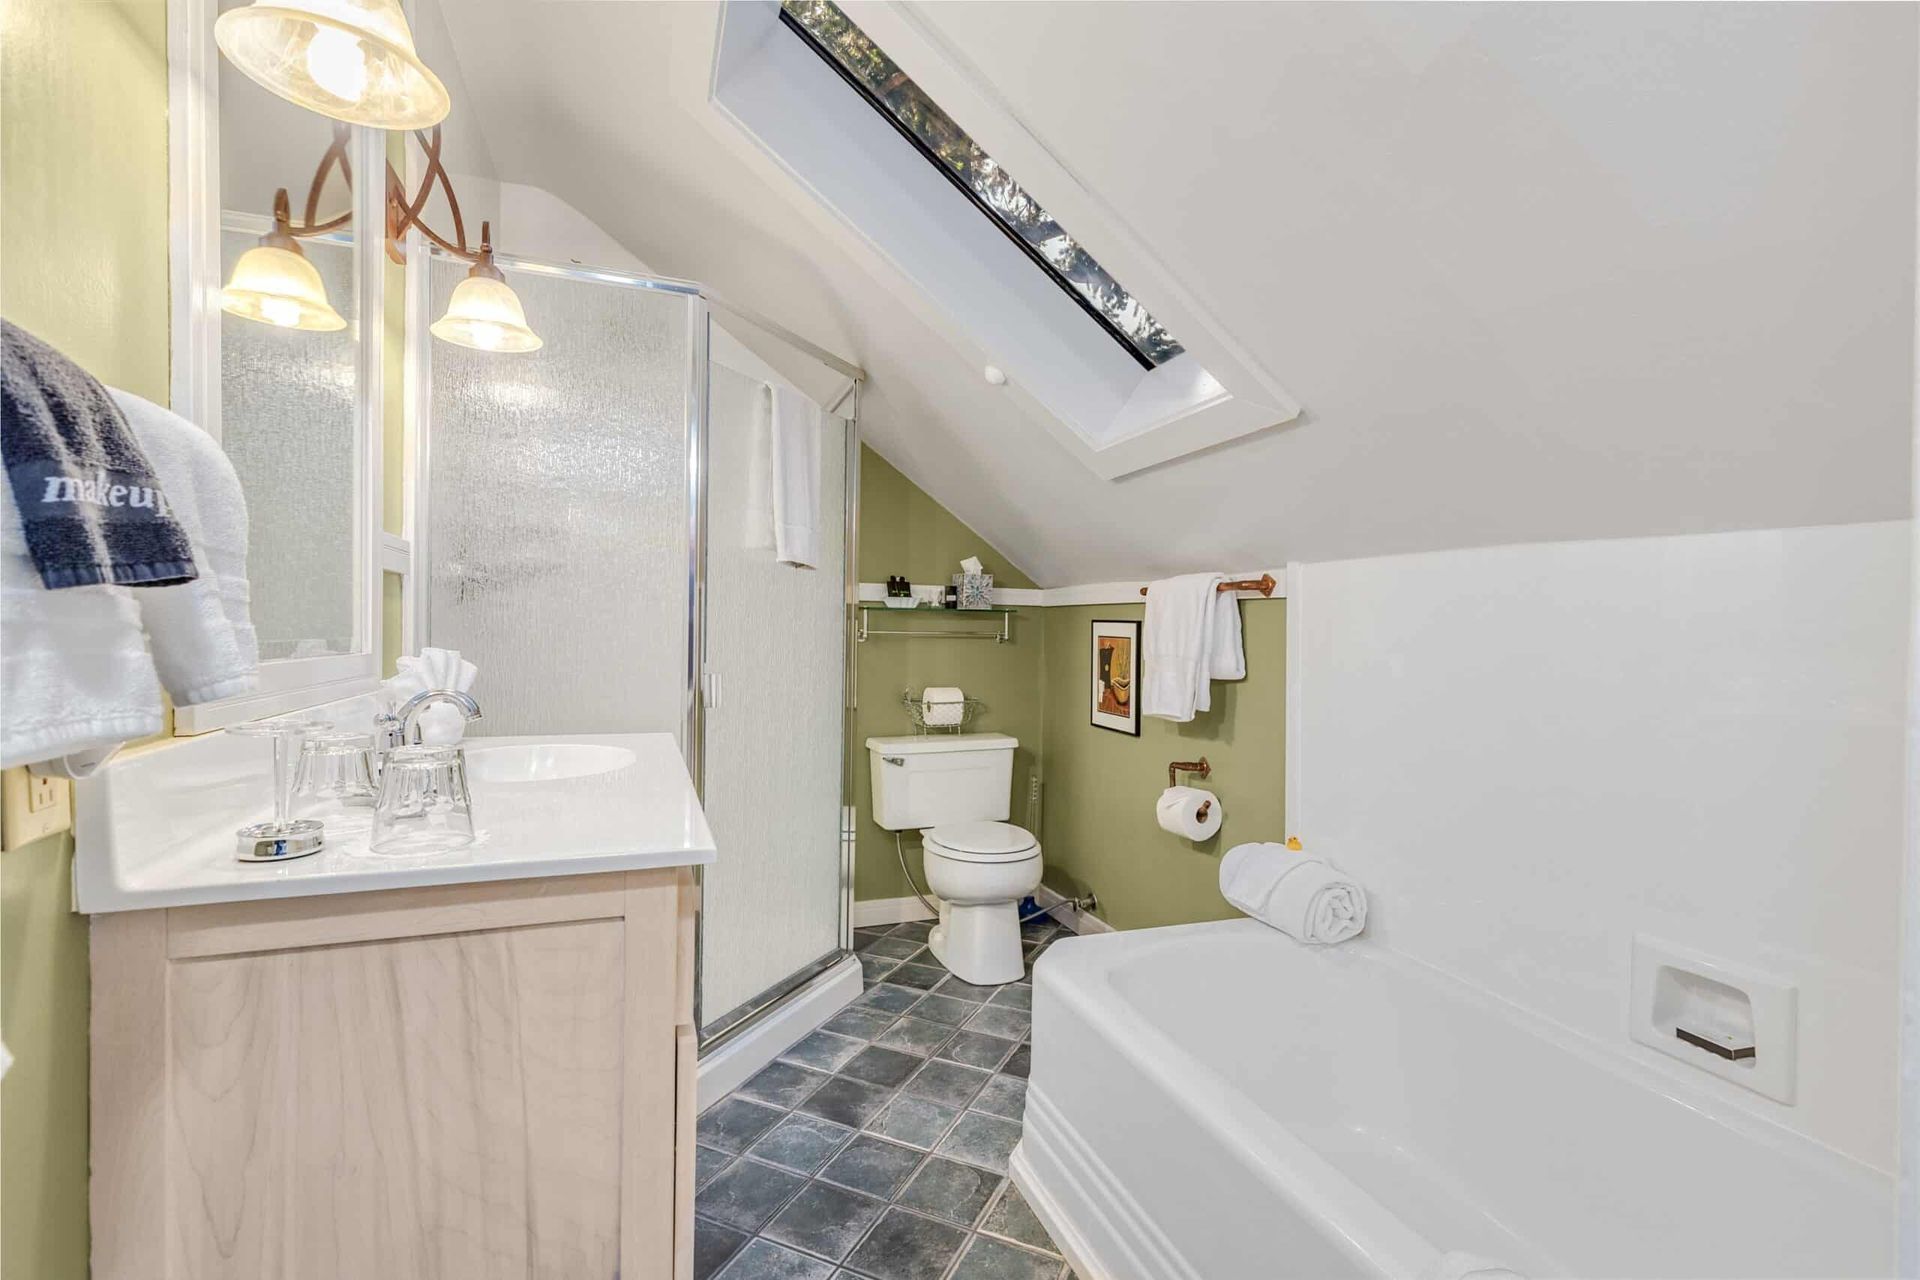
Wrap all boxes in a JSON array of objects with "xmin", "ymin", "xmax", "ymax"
[{"xmin": 414, "ymin": 249, "xmax": 859, "ymax": 1050}]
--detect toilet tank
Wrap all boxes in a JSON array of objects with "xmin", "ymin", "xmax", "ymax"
[{"xmin": 866, "ymin": 733, "xmax": 1017, "ymax": 831}]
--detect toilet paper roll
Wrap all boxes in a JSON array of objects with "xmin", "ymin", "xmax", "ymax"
[
  {"xmin": 922, "ymin": 687, "xmax": 966, "ymax": 728},
  {"xmin": 1156, "ymin": 786, "xmax": 1223, "ymax": 840}
]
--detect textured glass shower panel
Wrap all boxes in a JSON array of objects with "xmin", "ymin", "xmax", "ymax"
[
  {"xmin": 220, "ymin": 229, "xmax": 360, "ymax": 661},
  {"xmin": 427, "ymin": 261, "xmax": 691, "ymax": 736},
  {"xmin": 699, "ymin": 364, "xmax": 848, "ymax": 1025}
]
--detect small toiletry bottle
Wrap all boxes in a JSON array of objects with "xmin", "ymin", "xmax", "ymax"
[{"xmin": 943, "ymin": 584, "xmax": 959, "ymax": 609}]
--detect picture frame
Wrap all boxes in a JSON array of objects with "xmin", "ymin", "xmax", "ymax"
[{"xmin": 1090, "ymin": 619, "xmax": 1141, "ymax": 736}]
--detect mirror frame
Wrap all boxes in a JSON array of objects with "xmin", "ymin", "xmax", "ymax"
[{"xmin": 167, "ymin": 0, "xmax": 392, "ymax": 732}]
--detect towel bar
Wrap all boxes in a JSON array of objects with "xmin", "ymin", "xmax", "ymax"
[{"xmin": 1140, "ymin": 573, "xmax": 1276, "ymax": 598}]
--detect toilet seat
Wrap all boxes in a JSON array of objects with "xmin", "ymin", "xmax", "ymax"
[{"xmin": 923, "ymin": 821, "xmax": 1038, "ymax": 862}]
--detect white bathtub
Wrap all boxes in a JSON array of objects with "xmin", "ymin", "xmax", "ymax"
[{"xmin": 1011, "ymin": 921, "xmax": 1893, "ymax": 1280}]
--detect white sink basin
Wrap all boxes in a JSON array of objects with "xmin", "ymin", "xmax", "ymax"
[{"xmin": 464, "ymin": 742, "xmax": 637, "ymax": 784}]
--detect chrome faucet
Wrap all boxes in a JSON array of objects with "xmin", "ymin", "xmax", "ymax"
[{"xmin": 395, "ymin": 688, "xmax": 482, "ymax": 744}]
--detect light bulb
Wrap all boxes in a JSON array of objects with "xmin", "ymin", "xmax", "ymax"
[
  {"xmin": 258, "ymin": 296, "xmax": 304, "ymax": 328},
  {"xmin": 467, "ymin": 321, "xmax": 505, "ymax": 351},
  {"xmin": 305, "ymin": 26, "xmax": 369, "ymax": 104}
]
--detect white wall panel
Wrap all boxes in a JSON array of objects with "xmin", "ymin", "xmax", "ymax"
[{"xmin": 1290, "ymin": 521, "xmax": 1910, "ymax": 1171}]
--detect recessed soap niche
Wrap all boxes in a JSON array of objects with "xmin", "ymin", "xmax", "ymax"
[{"xmin": 1628, "ymin": 935, "xmax": 1796, "ymax": 1104}]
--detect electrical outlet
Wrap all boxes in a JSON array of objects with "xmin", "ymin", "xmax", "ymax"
[{"xmin": 2, "ymin": 766, "xmax": 73, "ymax": 850}]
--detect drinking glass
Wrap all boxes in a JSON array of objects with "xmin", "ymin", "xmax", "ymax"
[
  {"xmin": 293, "ymin": 732, "xmax": 378, "ymax": 814},
  {"xmin": 370, "ymin": 745, "xmax": 476, "ymax": 856}
]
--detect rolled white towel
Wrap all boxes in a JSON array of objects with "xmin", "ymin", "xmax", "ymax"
[{"xmin": 1220, "ymin": 842, "xmax": 1367, "ymax": 945}]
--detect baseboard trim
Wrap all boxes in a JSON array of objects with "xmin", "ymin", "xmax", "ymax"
[
  {"xmin": 853, "ymin": 895, "xmax": 938, "ymax": 928},
  {"xmin": 1035, "ymin": 885, "xmax": 1115, "ymax": 935},
  {"xmin": 696, "ymin": 954, "xmax": 861, "ymax": 1110}
]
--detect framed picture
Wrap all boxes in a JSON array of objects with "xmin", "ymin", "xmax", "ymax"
[{"xmin": 1090, "ymin": 619, "xmax": 1141, "ymax": 735}]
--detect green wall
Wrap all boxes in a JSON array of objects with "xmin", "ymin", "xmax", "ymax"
[
  {"xmin": 1037, "ymin": 602, "xmax": 1285, "ymax": 930},
  {"xmin": 853, "ymin": 449, "xmax": 1042, "ymax": 901},
  {"xmin": 850, "ymin": 449, "xmax": 1287, "ymax": 931},
  {"xmin": 0, "ymin": 0, "xmax": 172, "ymax": 1274}
]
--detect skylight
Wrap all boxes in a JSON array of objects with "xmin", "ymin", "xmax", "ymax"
[{"xmin": 781, "ymin": 0, "xmax": 1184, "ymax": 370}]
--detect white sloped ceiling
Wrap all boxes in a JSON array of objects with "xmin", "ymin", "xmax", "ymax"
[{"xmin": 423, "ymin": 0, "xmax": 1915, "ymax": 586}]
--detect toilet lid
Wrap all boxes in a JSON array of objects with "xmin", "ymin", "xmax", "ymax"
[{"xmin": 925, "ymin": 821, "xmax": 1039, "ymax": 861}]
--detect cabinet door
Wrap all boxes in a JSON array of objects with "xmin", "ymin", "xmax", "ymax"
[{"xmin": 168, "ymin": 919, "xmax": 626, "ymax": 1280}]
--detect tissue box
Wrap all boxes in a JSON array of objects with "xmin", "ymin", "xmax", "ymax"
[{"xmin": 953, "ymin": 572, "xmax": 994, "ymax": 610}]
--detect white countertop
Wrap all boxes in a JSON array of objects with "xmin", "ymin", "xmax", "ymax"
[{"xmin": 72, "ymin": 731, "xmax": 715, "ymax": 913}]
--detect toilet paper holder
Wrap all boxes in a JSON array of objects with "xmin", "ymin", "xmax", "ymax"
[{"xmin": 1168, "ymin": 758, "xmax": 1214, "ymax": 821}]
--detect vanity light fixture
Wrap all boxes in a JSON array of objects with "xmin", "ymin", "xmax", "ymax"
[
  {"xmin": 222, "ymin": 189, "xmax": 348, "ymax": 331},
  {"xmin": 214, "ymin": 0, "xmax": 450, "ymax": 130},
  {"xmin": 222, "ymin": 123, "xmax": 542, "ymax": 352}
]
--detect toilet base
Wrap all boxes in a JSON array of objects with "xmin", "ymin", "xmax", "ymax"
[{"xmin": 929, "ymin": 901, "xmax": 1026, "ymax": 986}]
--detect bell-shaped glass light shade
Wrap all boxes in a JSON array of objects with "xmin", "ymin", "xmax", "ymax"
[
  {"xmin": 222, "ymin": 241, "xmax": 347, "ymax": 331},
  {"xmin": 214, "ymin": 0, "xmax": 450, "ymax": 129},
  {"xmin": 430, "ymin": 271, "xmax": 542, "ymax": 353}
]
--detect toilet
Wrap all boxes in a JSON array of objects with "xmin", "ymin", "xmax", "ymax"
[{"xmin": 867, "ymin": 733, "xmax": 1042, "ymax": 985}]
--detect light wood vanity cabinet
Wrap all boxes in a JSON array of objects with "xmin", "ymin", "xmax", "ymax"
[{"xmin": 90, "ymin": 868, "xmax": 700, "ymax": 1280}]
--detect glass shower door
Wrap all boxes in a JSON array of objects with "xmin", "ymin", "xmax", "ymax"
[
  {"xmin": 423, "ymin": 257, "xmax": 699, "ymax": 737},
  {"xmin": 697, "ymin": 362, "xmax": 850, "ymax": 1035}
]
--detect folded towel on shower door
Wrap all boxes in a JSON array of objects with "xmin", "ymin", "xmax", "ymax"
[
  {"xmin": 768, "ymin": 384, "xmax": 822, "ymax": 568},
  {"xmin": 1220, "ymin": 842, "xmax": 1368, "ymax": 945}
]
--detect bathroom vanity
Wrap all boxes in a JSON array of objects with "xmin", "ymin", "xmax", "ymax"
[{"xmin": 76, "ymin": 732, "xmax": 715, "ymax": 1280}]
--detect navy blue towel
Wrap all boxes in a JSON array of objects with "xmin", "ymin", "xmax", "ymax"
[{"xmin": 1, "ymin": 321, "xmax": 198, "ymax": 589}]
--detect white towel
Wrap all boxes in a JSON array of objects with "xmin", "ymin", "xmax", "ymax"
[
  {"xmin": 768, "ymin": 384, "xmax": 822, "ymax": 569},
  {"xmin": 0, "ymin": 486, "xmax": 164, "ymax": 767},
  {"xmin": 111, "ymin": 390, "xmax": 258, "ymax": 705},
  {"xmin": 1142, "ymin": 572, "xmax": 1244, "ymax": 721},
  {"xmin": 1220, "ymin": 842, "xmax": 1368, "ymax": 945},
  {"xmin": 383, "ymin": 647, "xmax": 479, "ymax": 744}
]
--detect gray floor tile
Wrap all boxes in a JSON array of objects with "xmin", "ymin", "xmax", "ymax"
[
  {"xmin": 937, "ymin": 1030, "xmax": 1017, "ymax": 1072},
  {"xmin": 699, "ymin": 1097, "xmax": 787, "ymax": 1154},
  {"xmin": 739, "ymin": 1060, "xmax": 832, "ymax": 1110},
  {"xmin": 888, "ymin": 962, "xmax": 946, "ymax": 990},
  {"xmin": 716, "ymin": 1237, "xmax": 840, "ymax": 1279},
  {"xmin": 694, "ymin": 1219, "xmax": 750, "ymax": 1280},
  {"xmin": 862, "ymin": 935, "xmax": 925, "ymax": 960},
  {"xmin": 1019, "ymin": 919, "xmax": 1057, "ymax": 941},
  {"xmin": 797, "ymin": 1074, "xmax": 895, "ymax": 1128},
  {"xmin": 780, "ymin": 1030, "xmax": 865, "ymax": 1073},
  {"xmin": 696, "ymin": 1158, "xmax": 809, "ymax": 1232},
  {"xmin": 979, "ymin": 1183, "xmax": 1059, "ymax": 1255},
  {"xmin": 817, "ymin": 1132, "xmax": 926, "ymax": 1199},
  {"xmin": 889, "ymin": 921, "xmax": 934, "ymax": 941},
  {"xmin": 948, "ymin": 1234, "xmax": 1061, "ymax": 1280},
  {"xmin": 895, "ymin": 1155, "xmax": 1001, "ymax": 1226},
  {"xmin": 966, "ymin": 1005, "xmax": 1032, "ymax": 1040},
  {"xmin": 841, "ymin": 1207, "xmax": 968, "ymax": 1280},
  {"xmin": 852, "ymin": 928, "xmax": 889, "ymax": 951},
  {"xmin": 697, "ymin": 1144, "xmax": 735, "ymax": 1190},
  {"xmin": 864, "ymin": 1094, "xmax": 962, "ymax": 1150},
  {"xmin": 934, "ymin": 976, "xmax": 1000, "ymax": 1002},
  {"xmin": 987, "ymin": 985, "xmax": 1032, "ymax": 1011},
  {"xmin": 749, "ymin": 1113, "xmax": 855, "ymax": 1175},
  {"xmin": 999, "ymin": 1043, "xmax": 1031, "ymax": 1079},
  {"xmin": 971, "ymin": 1074, "xmax": 1027, "ymax": 1121},
  {"xmin": 873, "ymin": 1016, "xmax": 955, "ymax": 1057},
  {"xmin": 936, "ymin": 1111, "xmax": 1024, "ymax": 1175},
  {"xmin": 824, "ymin": 1006, "xmax": 898, "ymax": 1041},
  {"xmin": 760, "ymin": 1180, "xmax": 887, "ymax": 1263},
  {"xmin": 902, "ymin": 1059, "xmax": 990, "ymax": 1109},
  {"xmin": 840, "ymin": 1045, "xmax": 922, "ymax": 1088},
  {"xmin": 856, "ymin": 983, "xmax": 921, "ymax": 1015},
  {"xmin": 858, "ymin": 955, "xmax": 899, "ymax": 985},
  {"xmin": 907, "ymin": 993, "xmax": 979, "ymax": 1026}
]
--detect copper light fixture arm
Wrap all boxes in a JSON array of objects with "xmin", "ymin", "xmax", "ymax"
[{"xmin": 265, "ymin": 123, "xmax": 485, "ymax": 265}]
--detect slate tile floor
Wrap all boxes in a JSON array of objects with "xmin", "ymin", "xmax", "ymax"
[{"xmin": 696, "ymin": 918, "xmax": 1077, "ymax": 1280}]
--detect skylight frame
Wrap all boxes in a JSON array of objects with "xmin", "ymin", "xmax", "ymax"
[{"xmin": 779, "ymin": 0, "xmax": 1181, "ymax": 372}]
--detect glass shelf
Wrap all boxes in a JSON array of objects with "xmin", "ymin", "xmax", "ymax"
[{"xmin": 857, "ymin": 601, "xmax": 1017, "ymax": 613}]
